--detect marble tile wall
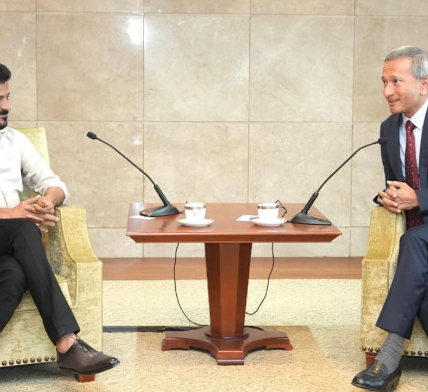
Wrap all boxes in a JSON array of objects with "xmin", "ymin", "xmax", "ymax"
[{"xmin": 1, "ymin": 0, "xmax": 424, "ymax": 258}]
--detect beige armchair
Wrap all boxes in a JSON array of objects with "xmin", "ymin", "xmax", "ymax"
[
  {"xmin": 0, "ymin": 127, "xmax": 102, "ymax": 382},
  {"xmin": 360, "ymin": 206, "xmax": 428, "ymax": 366}
]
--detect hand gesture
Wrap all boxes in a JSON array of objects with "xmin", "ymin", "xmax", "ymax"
[
  {"xmin": 9, "ymin": 195, "xmax": 42, "ymax": 218},
  {"xmin": 378, "ymin": 181, "xmax": 419, "ymax": 213},
  {"xmin": 25, "ymin": 195, "xmax": 58, "ymax": 233}
]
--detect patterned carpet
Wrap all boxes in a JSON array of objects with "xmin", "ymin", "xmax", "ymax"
[{"xmin": 0, "ymin": 280, "xmax": 427, "ymax": 392}]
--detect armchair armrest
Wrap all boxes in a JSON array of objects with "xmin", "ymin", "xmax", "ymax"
[
  {"xmin": 42, "ymin": 205, "xmax": 102, "ymax": 309},
  {"xmin": 360, "ymin": 206, "xmax": 405, "ymax": 350}
]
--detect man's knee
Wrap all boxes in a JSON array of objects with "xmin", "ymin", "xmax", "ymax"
[
  {"xmin": 10, "ymin": 219, "xmax": 41, "ymax": 245},
  {"xmin": 400, "ymin": 225, "xmax": 428, "ymax": 247},
  {"xmin": 14, "ymin": 218, "xmax": 39, "ymax": 235}
]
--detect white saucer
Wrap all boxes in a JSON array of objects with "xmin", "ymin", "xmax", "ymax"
[
  {"xmin": 250, "ymin": 217, "xmax": 287, "ymax": 227},
  {"xmin": 177, "ymin": 218, "xmax": 214, "ymax": 227}
]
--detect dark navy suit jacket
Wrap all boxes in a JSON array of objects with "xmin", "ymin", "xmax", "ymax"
[{"xmin": 377, "ymin": 110, "xmax": 428, "ymax": 221}]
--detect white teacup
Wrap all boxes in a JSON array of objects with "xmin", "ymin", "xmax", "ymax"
[
  {"xmin": 184, "ymin": 202, "xmax": 206, "ymax": 221},
  {"xmin": 257, "ymin": 201, "xmax": 287, "ymax": 221}
]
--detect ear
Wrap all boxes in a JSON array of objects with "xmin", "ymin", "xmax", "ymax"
[{"xmin": 420, "ymin": 76, "xmax": 428, "ymax": 95}]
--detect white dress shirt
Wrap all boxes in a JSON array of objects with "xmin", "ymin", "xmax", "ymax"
[
  {"xmin": 0, "ymin": 127, "xmax": 69, "ymax": 209},
  {"xmin": 400, "ymin": 98, "xmax": 428, "ymax": 180}
]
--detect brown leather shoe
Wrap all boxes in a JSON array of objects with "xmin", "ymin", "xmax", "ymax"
[{"xmin": 57, "ymin": 338, "xmax": 119, "ymax": 375}]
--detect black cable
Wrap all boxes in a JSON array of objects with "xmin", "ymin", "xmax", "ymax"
[
  {"xmin": 245, "ymin": 243, "xmax": 275, "ymax": 316},
  {"xmin": 103, "ymin": 326, "xmax": 200, "ymax": 333},
  {"xmin": 106, "ymin": 243, "xmax": 274, "ymax": 333},
  {"xmin": 173, "ymin": 243, "xmax": 206, "ymax": 327},
  {"xmin": 173, "ymin": 242, "xmax": 275, "ymax": 325}
]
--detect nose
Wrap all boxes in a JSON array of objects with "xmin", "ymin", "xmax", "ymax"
[
  {"xmin": 383, "ymin": 82, "xmax": 394, "ymax": 98},
  {"xmin": 0, "ymin": 97, "xmax": 10, "ymax": 112}
]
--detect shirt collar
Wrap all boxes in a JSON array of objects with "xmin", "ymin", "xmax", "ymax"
[{"xmin": 403, "ymin": 98, "xmax": 428, "ymax": 131}]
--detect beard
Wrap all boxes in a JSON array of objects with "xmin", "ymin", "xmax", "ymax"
[{"xmin": 0, "ymin": 110, "xmax": 8, "ymax": 130}]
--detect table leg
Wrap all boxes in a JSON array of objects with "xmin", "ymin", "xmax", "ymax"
[{"xmin": 162, "ymin": 243, "xmax": 293, "ymax": 364}]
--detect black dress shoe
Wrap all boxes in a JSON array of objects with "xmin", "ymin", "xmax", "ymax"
[
  {"xmin": 57, "ymin": 338, "xmax": 120, "ymax": 375},
  {"xmin": 351, "ymin": 360, "xmax": 401, "ymax": 391}
]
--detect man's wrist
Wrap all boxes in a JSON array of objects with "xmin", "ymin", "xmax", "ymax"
[
  {"xmin": 44, "ymin": 187, "xmax": 65, "ymax": 207},
  {"xmin": 0, "ymin": 207, "xmax": 17, "ymax": 219}
]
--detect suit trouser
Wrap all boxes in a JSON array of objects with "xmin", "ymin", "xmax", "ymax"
[
  {"xmin": 377, "ymin": 223, "xmax": 428, "ymax": 339},
  {"xmin": 0, "ymin": 218, "xmax": 79, "ymax": 344}
]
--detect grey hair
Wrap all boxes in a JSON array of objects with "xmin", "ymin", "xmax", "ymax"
[{"xmin": 385, "ymin": 46, "xmax": 428, "ymax": 79}]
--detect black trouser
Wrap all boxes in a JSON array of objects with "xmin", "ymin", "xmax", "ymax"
[
  {"xmin": 0, "ymin": 219, "xmax": 79, "ymax": 344},
  {"xmin": 377, "ymin": 223, "xmax": 428, "ymax": 339}
]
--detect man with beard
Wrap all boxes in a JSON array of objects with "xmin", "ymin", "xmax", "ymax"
[{"xmin": 0, "ymin": 63, "xmax": 119, "ymax": 376}]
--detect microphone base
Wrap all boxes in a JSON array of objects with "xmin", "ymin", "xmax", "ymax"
[
  {"xmin": 140, "ymin": 204, "xmax": 182, "ymax": 217},
  {"xmin": 290, "ymin": 212, "xmax": 331, "ymax": 226}
]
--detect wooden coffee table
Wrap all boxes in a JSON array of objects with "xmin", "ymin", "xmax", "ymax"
[{"xmin": 127, "ymin": 203, "xmax": 341, "ymax": 365}]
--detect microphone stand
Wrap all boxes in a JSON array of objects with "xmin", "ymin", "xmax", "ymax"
[
  {"xmin": 290, "ymin": 138, "xmax": 387, "ymax": 225},
  {"xmin": 87, "ymin": 132, "xmax": 181, "ymax": 217}
]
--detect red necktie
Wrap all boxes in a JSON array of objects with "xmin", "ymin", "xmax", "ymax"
[{"xmin": 405, "ymin": 120, "xmax": 424, "ymax": 228}]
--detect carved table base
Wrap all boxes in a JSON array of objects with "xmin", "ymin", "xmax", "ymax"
[{"xmin": 162, "ymin": 326, "xmax": 293, "ymax": 365}]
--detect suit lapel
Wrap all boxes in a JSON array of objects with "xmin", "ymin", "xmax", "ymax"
[
  {"xmin": 419, "ymin": 110, "xmax": 428, "ymax": 189},
  {"xmin": 388, "ymin": 114, "xmax": 404, "ymax": 181}
]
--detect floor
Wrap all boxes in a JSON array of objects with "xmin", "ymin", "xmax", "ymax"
[{"xmin": 101, "ymin": 257, "xmax": 362, "ymax": 280}]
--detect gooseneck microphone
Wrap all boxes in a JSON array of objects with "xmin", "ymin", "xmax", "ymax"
[
  {"xmin": 290, "ymin": 137, "xmax": 388, "ymax": 225},
  {"xmin": 87, "ymin": 131, "xmax": 181, "ymax": 217}
]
